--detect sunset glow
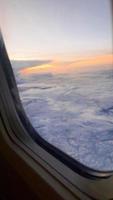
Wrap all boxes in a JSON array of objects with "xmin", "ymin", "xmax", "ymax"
[{"xmin": 21, "ymin": 54, "xmax": 113, "ymax": 75}]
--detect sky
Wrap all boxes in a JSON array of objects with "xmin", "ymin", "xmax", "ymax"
[{"xmin": 0, "ymin": 0, "xmax": 112, "ymax": 61}]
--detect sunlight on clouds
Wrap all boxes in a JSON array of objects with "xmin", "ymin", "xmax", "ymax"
[{"xmin": 20, "ymin": 54, "xmax": 113, "ymax": 75}]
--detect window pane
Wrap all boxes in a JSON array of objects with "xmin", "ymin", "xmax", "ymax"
[{"xmin": 0, "ymin": 0, "xmax": 113, "ymax": 171}]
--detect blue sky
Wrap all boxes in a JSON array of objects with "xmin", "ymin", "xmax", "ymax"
[{"xmin": 0, "ymin": 0, "xmax": 112, "ymax": 60}]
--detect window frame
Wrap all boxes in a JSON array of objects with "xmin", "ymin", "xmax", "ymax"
[{"xmin": 0, "ymin": 30, "xmax": 113, "ymax": 199}]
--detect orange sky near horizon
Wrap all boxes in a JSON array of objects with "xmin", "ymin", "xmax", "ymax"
[{"xmin": 21, "ymin": 54, "xmax": 113, "ymax": 76}]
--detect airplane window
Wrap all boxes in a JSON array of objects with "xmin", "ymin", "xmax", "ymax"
[{"xmin": 0, "ymin": 0, "xmax": 113, "ymax": 171}]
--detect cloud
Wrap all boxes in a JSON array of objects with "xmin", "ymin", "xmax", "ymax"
[{"xmin": 15, "ymin": 59, "xmax": 113, "ymax": 171}]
